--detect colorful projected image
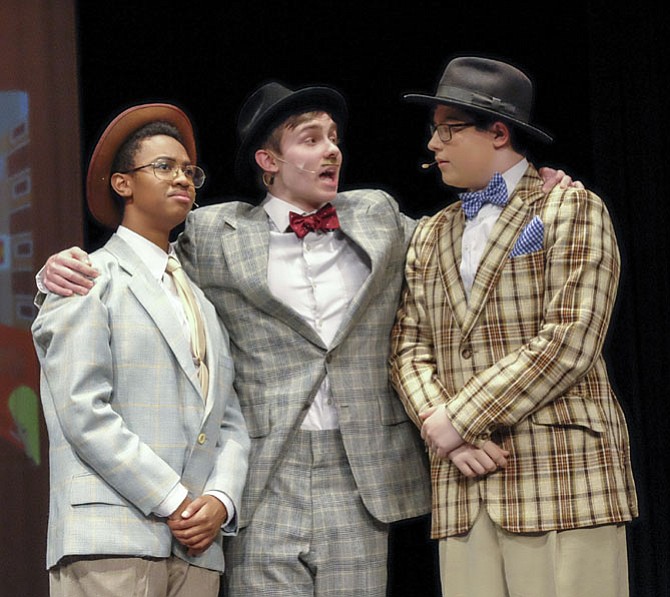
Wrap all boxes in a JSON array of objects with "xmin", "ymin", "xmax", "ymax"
[
  {"xmin": 0, "ymin": 91, "xmax": 40, "ymax": 465},
  {"xmin": 1, "ymin": 91, "xmax": 34, "ymax": 328}
]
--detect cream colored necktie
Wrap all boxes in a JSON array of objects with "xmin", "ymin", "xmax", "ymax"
[{"xmin": 166, "ymin": 255, "xmax": 209, "ymax": 399}]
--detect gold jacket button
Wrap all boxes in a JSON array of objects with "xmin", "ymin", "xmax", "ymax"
[{"xmin": 197, "ymin": 433, "xmax": 207, "ymax": 445}]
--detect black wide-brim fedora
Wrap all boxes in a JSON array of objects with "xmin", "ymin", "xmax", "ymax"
[
  {"xmin": 235, "ymin": 81, "xmax": 348, "ymax": 184},
  {"xmin": 404, "ymin": 56, "xmax": 553, "ymax": 143},
  {"xmin": 87, "ymin": 103, "xmax": 197, "ymax": 229}
]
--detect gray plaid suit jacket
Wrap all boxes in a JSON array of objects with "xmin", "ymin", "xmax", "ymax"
[
  {"xmin": 177, "ymin": 188, "xmax": 431, "ymax": 527},
  {"xmin": 32, "ymin": 234, "xmax": 250, "ymax": 571},
  {"xmin": 390, "ymin": 165, "xmax": 638, "ymax": 538}
]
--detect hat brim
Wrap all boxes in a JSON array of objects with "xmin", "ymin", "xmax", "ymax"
[
  {"xmin": 235, "ymin": 86, "xmax": 348, "ymax": 187},
  {"xmin": 403, "ymin": 93, "xmax": 553, "ymax": 143},
  {"xmin": 87, "ymin": 103, "xmax": 197, "ymax": 229}
]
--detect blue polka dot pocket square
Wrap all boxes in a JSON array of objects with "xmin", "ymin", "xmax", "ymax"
[{"xmin": 510, "ymin": 216, "xmax": 544, "ymax": 257}]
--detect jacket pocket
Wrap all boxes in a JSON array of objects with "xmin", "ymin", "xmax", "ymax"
[
  {"xmin": 70, "ymin": 473, "xmax": 128, "ymax": 506},
  {"xmin": 531, "ymin": 394, "xmax": 605, "ymax": 433}
]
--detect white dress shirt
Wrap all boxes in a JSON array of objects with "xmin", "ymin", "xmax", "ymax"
[
  {"xmin": 263, "ymin": 194, "xmax": 370, "ymax": 430},
  {"xmin": 460, "ymin": 158, "xmax": 528, "ymax": 300}
]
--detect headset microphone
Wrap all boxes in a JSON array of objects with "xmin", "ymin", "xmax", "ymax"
[
  {"xmin": 421, "ymin": 161, "xmax": 437, "ymax": 170},
  {"xmin": 272, "ymin": 154, "xmax": 319, "ymax": 174}
]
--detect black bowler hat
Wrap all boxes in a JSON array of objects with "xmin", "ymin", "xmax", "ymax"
[
  {"xmin": 404, "ymin": 56, "xmax": 553, "ymax": 143},
  {"xmin": 235, "ymin": 81, "xmax": 348, "ymax": 183}
]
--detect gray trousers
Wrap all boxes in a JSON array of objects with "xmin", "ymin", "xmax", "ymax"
[{"xmin": 224, "ymin": 429, "xmax": 389, "ymax": 596}]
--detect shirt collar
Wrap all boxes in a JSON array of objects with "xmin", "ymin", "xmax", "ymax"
[
  {"xmin": 116, "ymin": 225, "xmax": 173, "ymax": 280},
  {"xmin": 500, "ymin": 158, "xmax": 528, "ymax": 196}
]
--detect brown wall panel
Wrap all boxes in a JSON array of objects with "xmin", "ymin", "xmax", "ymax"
[{"xmin": 0, "ymin": 1, "xmax": 82, "ymax": 595}]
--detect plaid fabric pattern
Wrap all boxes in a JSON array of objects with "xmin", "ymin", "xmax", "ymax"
[
  {"xmin": 390, "ymin": 165, "xmax": 638, "ymax": 539},
  {"xmin": 177, "ymin": 189, "xmax": 431, "ymax": 530},
  {"xmin": 224, "ymin": 430, "xmax": 389, "ymax": 596},
  {"xmin": 32, "ymin": 234, "xmax": 249, "ymax": 571}
]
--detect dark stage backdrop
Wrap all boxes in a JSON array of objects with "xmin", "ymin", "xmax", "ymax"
[{"xmin": 49, "ymin": 1, "xmax": 670, "ymax": 595}]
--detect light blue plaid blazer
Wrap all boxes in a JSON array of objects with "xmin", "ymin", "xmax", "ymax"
[{"xmin": 32, "ymin": 234, "xmax": 250, "ymax": 571}]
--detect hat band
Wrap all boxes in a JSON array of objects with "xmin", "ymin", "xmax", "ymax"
[{"xmin": 437, "ymin": 85, "xmax": 529, "ymax": 122}]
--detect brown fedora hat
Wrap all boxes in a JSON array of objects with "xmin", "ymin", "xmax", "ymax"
[
  {"xmin": 404, "ymin": 56, "xmax": 553, "ymax": 143},
  {"xmin": 87, "ymin": 103, "xmax": 197, "ymax": 228}
]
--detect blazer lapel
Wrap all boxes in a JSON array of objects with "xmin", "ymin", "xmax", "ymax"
[
  {"xmin": 220, "ymin": 204, "xmax": 326, "ymax": 348},
  {"xmin": 436, "ymin": 208, "xmax": 469, "ymax": 331},
  {"xmin": 105, "ymin": 235, "xmax": 203, "ymax": 397},
  {"xmin": 461, "ymin": 167, "xmax": 544, "ymax": 338},
  {"xmin": 328, "ymin": 201, "xmax": 377, "ymax": 348}
]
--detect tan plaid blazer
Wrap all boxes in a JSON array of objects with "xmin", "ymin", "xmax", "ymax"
[{"xmin": 390, "ymin": 165, "xmax": 638, "ymax": 538}]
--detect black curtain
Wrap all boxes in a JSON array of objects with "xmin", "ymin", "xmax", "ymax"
[
  {"xmin": 586, "ymin": 3, "xmax": 669, "ymax": 595},
  {"xmin": 76, "ymin": 1, "xmax": 669, "ymax": 595}
]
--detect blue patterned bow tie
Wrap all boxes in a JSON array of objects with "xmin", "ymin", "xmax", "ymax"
[{"xmin": 459, "ymin": 172, "xmax": 508, "ymax": 219}]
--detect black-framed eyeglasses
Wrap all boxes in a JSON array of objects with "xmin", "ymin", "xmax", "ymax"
[
  {"xmin": 429, "ymin": 122, "xmax": 476, "ymax": 143},
  {"xmin": 121, "ymin": 158, "xmax": 206, "ymax": 188}
]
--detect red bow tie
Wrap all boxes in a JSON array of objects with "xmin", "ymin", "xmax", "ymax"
[{"xmin": 288, "ymin": 203, "xmax": 340, "ymax": 239}]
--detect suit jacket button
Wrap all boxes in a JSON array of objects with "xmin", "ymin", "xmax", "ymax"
[
  {"xmin": 461, "ymin": 347, "xmax": 472, "ymax": 359},
  {"xmin": 197, "ymin": 433, "xmax": 207, "ymax": 445}
]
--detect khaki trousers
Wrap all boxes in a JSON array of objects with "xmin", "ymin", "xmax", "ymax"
[
  {"xmin": 439, "ymin": 507, "xmax": 629, "ymax": 597},
  {"xmin": 49, "ymin": 555, "xmax": 219, "ymax": 597}
]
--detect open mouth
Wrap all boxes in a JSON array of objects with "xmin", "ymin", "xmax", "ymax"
[{"xmin": 319, "ymin": 165, "xmax": 339, "ymax": 181}]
